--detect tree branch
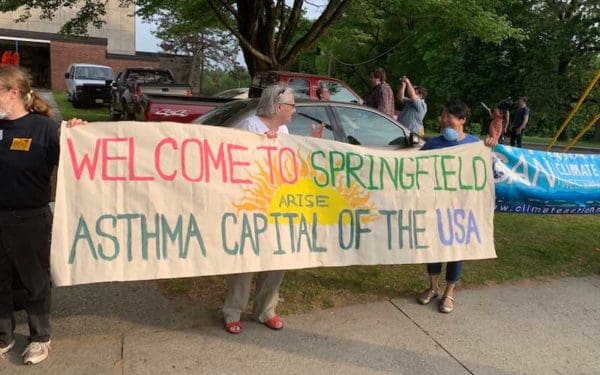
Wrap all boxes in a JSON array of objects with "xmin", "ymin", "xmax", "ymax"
[
  {"xmin": 214, "ymin": 0, "xmax": 239, "ymax": 18},
  {"xmin": 274, "ymin": 0, "xmax": 286, "ymax": 53},
  {"xmin": 207, "ymin": 0, "xmax": 272, "ymax": 64},
  {"xmin": 281, "ymin": 0, "xmax": 352, "ymax": 66},
  {"xmin": 278, "ymin": 0, "xmax": 304, "ymax": 57},
  {"xmin": 263, "ymin": 0, "xmax": 277, "ymax": 64}
]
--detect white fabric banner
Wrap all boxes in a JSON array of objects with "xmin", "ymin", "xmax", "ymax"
[{"xmin": 51, "ymin": 122, "xmax": 496, "ymax": 286}]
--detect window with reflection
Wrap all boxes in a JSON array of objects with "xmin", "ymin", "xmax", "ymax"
[
  {"xmin": 322, "ymin": 81, "xmax": 359, "ymax": 103},
  {"xmin": 287, "ymin": 106, "xmax": 335, "ymax": 140},
  {"xmin": 334, "ymin": 107, "xmax": 408, "ymax": 147},
  {"xmin": 288, "ymin": 78, "xmax": 310, "ymax": 99}
]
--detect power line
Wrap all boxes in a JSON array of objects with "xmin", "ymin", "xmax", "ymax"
[{"xmin": 331, "ymin": 31, "xmax": 418, "ymax": 67}]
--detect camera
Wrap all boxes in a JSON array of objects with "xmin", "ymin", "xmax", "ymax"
[{"xmin": 498, "ymin": 98, "xmax": 513, "ymax": 111}]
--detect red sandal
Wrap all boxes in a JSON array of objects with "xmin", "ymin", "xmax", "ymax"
[
  {"xmin": 264, "ymin": 315, "xmax": 284, "ymax": 330},
  {"xmin": 225, "ymin": 321, "xmax": 242, "ymax": 334}
]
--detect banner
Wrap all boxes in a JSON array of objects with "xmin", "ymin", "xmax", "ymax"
[
  {"xmin": 493, "ymin": 145, "xmax": 600, "ymax": 214},
  {"xmin": 51, "ymin": 122, "xmax": 496, "ymax": 286}
]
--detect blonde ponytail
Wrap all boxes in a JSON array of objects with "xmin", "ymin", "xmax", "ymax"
[
  {"xmin": 28, "ymin": 91, "xmax": 54, "ymax": 118},
  {"xmin": 0, "ymin": 66, "xmax": 54, "ymax": 118}
]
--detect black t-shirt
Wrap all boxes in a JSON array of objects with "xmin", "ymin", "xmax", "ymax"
[
  {"xmin": 511, "ymin": 106, "xmax": 530, "ymax": 129},
  {"xmin": 0, "ymin": 113, "xmax": 60, "ymax": 209}
]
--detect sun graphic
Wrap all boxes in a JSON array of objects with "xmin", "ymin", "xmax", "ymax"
[{"xmin": 232, "ymin": 149, "xmax": 378, "ymax": 225}]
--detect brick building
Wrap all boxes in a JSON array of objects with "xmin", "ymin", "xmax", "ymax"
[{"xmin": 0, "ymin": 1, "xmax": 168, "ymax": 90}]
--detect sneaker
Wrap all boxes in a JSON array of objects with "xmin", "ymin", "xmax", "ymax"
[
  {"xmin": 0, "ymin": 340, "xmax": 15, "ymax": 359},
  {"xmin": 21, "ymin": 340, "xmax": 51, "ymax": 365}
]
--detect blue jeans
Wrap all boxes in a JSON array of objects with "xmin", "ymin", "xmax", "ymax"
[{"xmin": 427, "ymin": 261, "xmax": 463, "ymax": 284}]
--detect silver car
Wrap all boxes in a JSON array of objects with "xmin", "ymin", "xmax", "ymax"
[{"xmin": 194, "ymin": 100, "xmax": 424, "ymax": 151}]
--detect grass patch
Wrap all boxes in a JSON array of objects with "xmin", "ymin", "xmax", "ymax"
[
  {"xmin": 158, "ymin": 214, "xmax": 600, "ymax": 315},
  {"xmin": 53, "ymin": 90, "xmax": 110, "ymax": 122}
]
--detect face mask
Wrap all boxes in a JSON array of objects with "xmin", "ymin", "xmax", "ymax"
[
  {"xmin": 442, "ymin": 127, "xmax": 459, "ymax": 141},
  {"xmin": 0, "ymin": 108, "xmax": 10, "ymax": 120}
]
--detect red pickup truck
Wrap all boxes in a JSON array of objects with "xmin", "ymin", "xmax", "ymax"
[
  {"xmin": 142, "ymin": 94, "xmax": 235, "ymax": 122},
  {"xmin": 141, "ymin": 71, "xmax": 363, "ymax": 123}
]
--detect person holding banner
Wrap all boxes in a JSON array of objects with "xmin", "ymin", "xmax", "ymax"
[
  {"xmin": 417, "ymin": 100, "xmax": 480, "ymax": 313},
  {"xmin": 0, "ymin": 66, "xmax": 84, "ymax": 365},
  {"xmin": 223, "ymin": 84, "xmax": 297, "ymax": 334}
]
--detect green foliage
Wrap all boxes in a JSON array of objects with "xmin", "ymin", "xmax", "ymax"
[
  {"xmin": 308, "ymin": 0, "xmax": 599, "ymax": 140},
  {"xmin": 198, "ymin": 68, "xmax": 251, "ymax": 96},
  {"xmin": 8, "ymin": 0, "xmax": 599, "ymax": 141}
]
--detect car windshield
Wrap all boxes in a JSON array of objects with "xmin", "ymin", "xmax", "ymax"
[
  {"xmin": 126, "ymin": 70, "xmax": 174, "ymax": 84},
  {"xmin": 195, "ymin": 101, "xmax": 254, "ymax": 126},
  {"xmin": 322, "ymin": 81, "xmax": 360, "ymax": 103},
  {"xmin": 75, "ymin": 67, "xmax": 113, "ymax": 80}
]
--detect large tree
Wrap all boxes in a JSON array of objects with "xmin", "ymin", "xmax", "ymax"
[
  {"xmin": 151, "ymin": 8, "xmax": 241, "ymax": 93},
  {"xmin": 1, "ymin": 0, "xmax": 352, "ymax": 76}
]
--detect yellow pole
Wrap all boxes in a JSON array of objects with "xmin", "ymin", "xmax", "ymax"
[
  {"xmin": 562, "ymin": 112, "xmax": 600, "ymax": 152},
  {"xmin": 546, "ymin": 69, "xmax": 600, "ymax": 151}
]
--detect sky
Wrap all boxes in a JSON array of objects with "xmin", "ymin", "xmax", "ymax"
[
  {"xmin": 135, "ymin": 1, "xmax": 327, "ymax": 53},
  {"xmin": 136, "ymin": 16, "xmax": 161, "ymax": 52}
]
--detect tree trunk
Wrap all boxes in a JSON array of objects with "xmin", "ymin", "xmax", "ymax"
[
  {"xmin": 199, "ymin": 50, "xmax": 205, "ymax": 94},
  {"xmin": 188, "ymin": 53, "xmax": 202, "ymax": 95}
]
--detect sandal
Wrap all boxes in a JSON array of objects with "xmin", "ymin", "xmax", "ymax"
[
  {"xmin": 439, "ymin": 295, "xmax": 455, "ymax": 313},
  {"xmin": 264, "ymin": 315, "xmax": 284, "ymax": 330},
  {"xmin": 225, "ymin": 321, "xmax": 243, "ymax": 334},
  {"xmin": 417, "ymin": 288, "xmax": 439, "ymax": 305}
]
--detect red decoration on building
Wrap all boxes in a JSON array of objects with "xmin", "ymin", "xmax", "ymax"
[{"xmin": 1, "ymin": 51, "xmax": 20, "ymax": 66}]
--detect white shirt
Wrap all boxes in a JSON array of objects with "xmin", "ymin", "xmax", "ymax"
[{"xmin": 238, "ymin": 115, "xmax": 289, "ymax": 135}]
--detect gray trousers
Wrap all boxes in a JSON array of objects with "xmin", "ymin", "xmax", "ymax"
[{"xmin": 223, "ymin": 271, "xmax": 285, "ymax": 324}]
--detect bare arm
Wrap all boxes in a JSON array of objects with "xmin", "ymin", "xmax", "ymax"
[
  {"xmin": 404, "ymin": 77, "xmax": 418, "ymax": 102},
  {"xmin": 397, "ymin": 81, "xmax": 407, "ymax": 102}
]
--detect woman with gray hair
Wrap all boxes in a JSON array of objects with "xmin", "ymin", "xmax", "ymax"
[{"xmin": 223, "ymin": 83, "xmax": 296, "ymax": 334}]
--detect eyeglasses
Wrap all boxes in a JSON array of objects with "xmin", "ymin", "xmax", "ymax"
[{"xmin": 280, "ymin": 102, "xmax": 296, "ymax": 109}]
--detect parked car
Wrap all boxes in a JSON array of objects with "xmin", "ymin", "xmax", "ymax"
[
  {"xmin": 249, "ymin": 71, "xmax": 363, "ymax": 104},
  {"xmin": 109, "ymin": 67, "xmax": 192, "ymax": 120},
  {"xmin": 194, "ymin": 99, "xmax": 423, "ymax": 150},
  {"xmin": 133, "ymin": 72, "xmax": 363, "ymax": 124},
  {"xmin": 213, "ymin": 87, "xmax": 249, "ymax": 99},
  {"xmin": 65, "ymin": 63, "xmax": 114, "ymax": 108}
]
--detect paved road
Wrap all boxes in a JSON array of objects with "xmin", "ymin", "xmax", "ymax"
[
  {"xmin": 2, "ymin": 276, "xmax": 599, "ymax": 374},
  {"xmin": 36, "ymin": 89, "xmax": 63, "ymax": 123}
]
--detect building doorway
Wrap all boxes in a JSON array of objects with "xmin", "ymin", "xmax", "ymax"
[{"xmin": 0, "ymin": 38, "xmax": 51, "ymax": 88}]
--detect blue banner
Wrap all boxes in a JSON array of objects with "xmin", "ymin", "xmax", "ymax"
[{"xmin": 493, "ymin": 145, "xmax": 600, "ymax": 214}]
